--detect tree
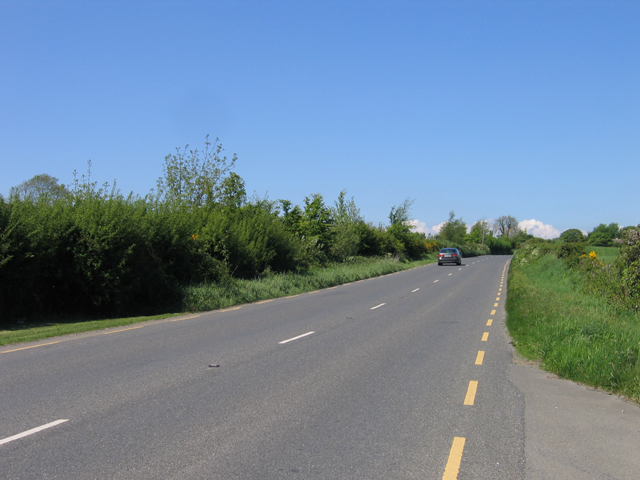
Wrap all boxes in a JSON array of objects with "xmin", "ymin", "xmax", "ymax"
[
  {"xmin": 9, "ymin": 174, "xmax": 69, "ymax": 203},
  {"xmin": 219, "ymin": 172, "xmax": 246, "ymax": 209},
  {"xmin": 388, "ymin": 198, "xmax": 414, "ymax": 226},
  {"xmin": 493, "ymin": 215, "xmax": 519, "ymax": 237},
  {"xmin": 559, "ymin": 228, "xmax": 586, "ymax": 243},
  {"xmin": 155, "ymin": 135, "xmax": 238, "ymax": 208},
  {"xmin": 387, "ymin": 198, "xmax": 415, "ymax": 249},
  {"xmin": 439, "ymin": 211, "xmax": 467, "ymax": 243},
  {"xmin": 466, "ymin": 219, "xmax": 491, "ymax": 245},
  {"xmin": 588, "ymin": 223, "xmax": 620, "ymax": 246},
  {"xmin": 332, "ymin": 190, "xmax": 362, "ymax": 224}
]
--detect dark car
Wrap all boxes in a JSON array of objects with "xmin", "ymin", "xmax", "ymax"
[{"xmin": 438, "ymin": 248, "xmax": 462, "ymax": 266}]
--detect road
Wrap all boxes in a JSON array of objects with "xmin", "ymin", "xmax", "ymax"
[{"xmin": 1, "ymin": 256, "xmax": 523, "ymax": 479}]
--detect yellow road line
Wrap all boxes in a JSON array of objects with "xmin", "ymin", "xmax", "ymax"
[
  {"xmin": 496, "ymin": 297, "xmax": 500, "ymax": 301},
  {"xmin": 464, "ymin": 381, "xmax": 478, "ymax": 405},
  {"xmin": 481, "ymin": 332, "xmax": 489, "ymax": 341},
  {"xmin": 442, "ymin": 437, "xmax": 466, "ymax": 480},
  {"xmin": 475, "ymin": 351, "xmax": 485, "ymax": 365},
  {"xmin": 1, "ymin": 341, "xmax": 61, "ymax": 354},
  {"xmin": 103, "ymin": 325, "xmax": 145, "ymax": 335},
  {"xmin": 256, "ymin": 299, "xmax": 273, "ymax": 304},
  {"xmin": 172, "ymin": 315, "xmax": 201, "ymax": 322},
  {"xmin": 308, "ymin": 291, "xmax": 319, "ymax": 294},
  {"xmin": 219, "ymin": 306, "xmax": 242, "ymax": 312},
  {"xmin": 494, "ymin": 303, "xmax": 499, "ymax": 307},
  {"xmin": 486, "ymin": 319, "xmax": 493, "ymax": 326},
  {"xmin": 490, "ymin": 309, "xmax": 496, "ymax": 315}
]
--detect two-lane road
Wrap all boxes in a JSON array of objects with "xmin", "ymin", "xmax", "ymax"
[{"xmin": 1, "ymin": 256, "xmax": 522, "ymax": 479}]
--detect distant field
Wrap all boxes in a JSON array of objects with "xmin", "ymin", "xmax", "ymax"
[{"xmin": 586, "ymin": 246, "xmax": 620, "ymax": 264}]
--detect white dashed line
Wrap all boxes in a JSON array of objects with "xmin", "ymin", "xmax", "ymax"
[
  {"xmin": 434, "ymin": 280, "xmax": 439, "ymax": 283},
  {"xmin": 370, "ymin": 303, "xmax": 386, "ymax": 310},
  {"xmin": 0, "ymin": 420, "xmax": 69, "ymax": 446},
  {"xmin": 411, "ymin": 288, "xmax": 420, "ymax": 293},
  {"xmin": 278, "ymin": 331, "xmax": 315, "ymax": 344}
]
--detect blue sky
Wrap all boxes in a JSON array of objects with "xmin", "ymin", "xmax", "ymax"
[{"xmin": 1, "ymin": 0, "xmax": 638, "ymax": 238}]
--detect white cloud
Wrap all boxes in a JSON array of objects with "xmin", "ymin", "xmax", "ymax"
[
  {"xmin": 520, "ymin": 219, "xmax": 560, "ymax": 239},
  {"xmin": 407, "ymin": 219, "xmax": 444, "ymax": 236}
]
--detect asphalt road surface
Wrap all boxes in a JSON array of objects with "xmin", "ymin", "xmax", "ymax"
[{"xmin": 1, "ymin": 256, "xmax": 522, "ymax": 479}]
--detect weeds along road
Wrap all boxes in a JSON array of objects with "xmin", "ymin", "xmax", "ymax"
[{"xmin": 0, "ymin": 256, "xmax": 522, "ymax": 479}]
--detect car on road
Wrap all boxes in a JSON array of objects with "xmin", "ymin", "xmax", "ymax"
[{"xmin": 438, "ymin": 247, "xmax": 462, "ymax": 266}]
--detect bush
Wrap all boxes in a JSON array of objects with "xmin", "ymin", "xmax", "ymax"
[
  {"xmin": 557, "ymin": 242, "xmax": 586, "ymax": 267},
  {"xmin": 617, "ymin": 226, "xmax": 640, "ymax": 310}
]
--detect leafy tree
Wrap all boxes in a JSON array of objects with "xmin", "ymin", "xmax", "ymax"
[
  {"xmin": 588, "ymin": 231, "xmax": 613, "ymax": 247},
  {"xmin": 466, "ymin": 219, "xmax": 491, "ymax": 245},
  {"xmin": 588, "ymin": 223, "xmax": 620, "ymax": 246},
  {"xmin": 332, "ymin": 190, "xmax": 362, "ymax": 224},
  {"xmin": 388, "ymin": 198, "xmax": 414, "ymax": 226},
  {"xmin": 386, "ymin": 198, "xmax": 415, "ymax": 254},
  {"xmin": 493, "ymin": 215, "xmax": 519, "ymax": 237},
  {"xmin": 9, "ymin": 174, "xmax": 69, "ymax": 203},
  {"xmin": 301, "ymin": 194, "xmax": 333, "ymax": 242},
  {"xmin": 219, "ymin": 172, "xmax": 246, "ymax": 209},
  {"xmin": 560, "ymin": 228, "xmax": 586, "ymax": 243},
  {"xmin": 155, "ymin": 135, "xmax": 238, "ymax": 208},
  {"xmin": 439, "ymin": 211, "xmax": 467, "ymax": 243},
  {"xmin": 280, "ymin": 194, "xmax": 334, "ymax": 261}
]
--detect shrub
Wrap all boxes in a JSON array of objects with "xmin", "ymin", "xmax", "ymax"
[{"xmin": 617, "ymin": 226, "xmax": 640, "ymax": 310}]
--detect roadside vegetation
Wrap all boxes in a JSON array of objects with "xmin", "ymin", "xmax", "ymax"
[
  {"xmin": 507, "ymin": 225, "xmax": 640, "ymax": 401},
  {"xmin": 2, "ymin": 136, "xmax": 530, "ymax": 338},
  {"xmin": 0, "ymin": 255, "xmax": 441, "ymax": 346}
]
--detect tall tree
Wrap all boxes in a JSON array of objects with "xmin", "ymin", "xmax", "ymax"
[
  {"xmin": 388, "ymin": 198, "xmax": 414, "ymax": 226},
  {"xmin": 493, "ymin": 215, "xmax": 520, "ymax": 237},
  {"xmin": 9, "ymin": 174, "xmax": 68, "ymax": 203},
  {"xmin": 560, "ymin": 228, "xmax": 586, "ymax": 243},
  {"xmin": 467, "ymin": 219, "xmax": 491, "ymax": 245},
  {"xmin": 439, "ymin": 210, "xmax": 467, "ymax": 243},
  {"xmin": 332, "ymin": 190, "xmax": 362, "ymax": 224},
  {"xmin": 155, "ymin": 135, "xmax": 238, "ymax": 208}
]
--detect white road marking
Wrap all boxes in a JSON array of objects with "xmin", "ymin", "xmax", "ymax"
[
  {"xmin": 278, "ymin": 331, "xmax": 315, "ymax": 344},
  {"xmin": 434, "ymin": 279, "xmax": 439, "ymax": 283},
  {"xmin": 0, "ymin": 419, "xmax": 69, "ymax": 446},
  {"xmin": 448, "ymin": 273, "xmax": 452, "ymax": 276},
  {"xmin": 370, "ymin": 303, "xmax": 386, "ymax": 310},
  {"xmin": 411, "ymin": 288, "xmax": 420, "ymax": 293}
]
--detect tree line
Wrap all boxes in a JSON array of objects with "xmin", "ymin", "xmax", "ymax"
[{"xmin": 1, "ymin": 138, "xmax": 532, "ymax": 323}]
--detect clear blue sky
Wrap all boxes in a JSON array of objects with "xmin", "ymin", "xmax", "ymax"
[{"xmin": 2, "ymin": 0, "xmax": 638, "ymax": 238}]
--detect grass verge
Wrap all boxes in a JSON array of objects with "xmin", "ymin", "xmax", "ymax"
[
  {"xmin": 585, "ymin": 246, "xmax": 620, "ymax": 264},
  {"xmin": 506, "ymin": 253, "xmax": 640, "ymax": 402},
  {"xmin": 1, "ymin": 254, "xmax": 438, "ymax": 347}
]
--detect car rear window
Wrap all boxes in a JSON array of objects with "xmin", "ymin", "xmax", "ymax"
[{"xmin": 441, "ymin": 248, "xmax": 457, "ymax": 253}]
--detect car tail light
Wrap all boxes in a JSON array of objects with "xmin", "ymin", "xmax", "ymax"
[{"xmin": 453, "ymin": 254, "xmax": 458, "ymax": 257}]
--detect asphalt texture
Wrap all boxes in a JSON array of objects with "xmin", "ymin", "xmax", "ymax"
[{"xmin": 3, "ymin": 255, "xmax": 634, "ymax": 479}]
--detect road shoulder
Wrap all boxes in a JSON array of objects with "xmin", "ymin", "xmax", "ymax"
[{"xmin": 508, "ymin": 355, "xmax": 640, "ymax": 479}]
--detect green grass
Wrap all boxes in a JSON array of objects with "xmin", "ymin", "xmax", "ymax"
[
  {"xmin": 585, "ymin": 246, "xmax": 620, "ymax": 264},
  {"xmin": 0, "ymin": 313, "xmax": 178, "ymax": 347},
  {"xmin": 0, "ymin": 254, "xmax": 439, "ymax": 347},
  {"xmin": 506, "ymin": 252, "xmax": 640, "ymax": 402},
  {"xmin": 182, "ymin": 254, "xmax": 438, "ymax": 311}
]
